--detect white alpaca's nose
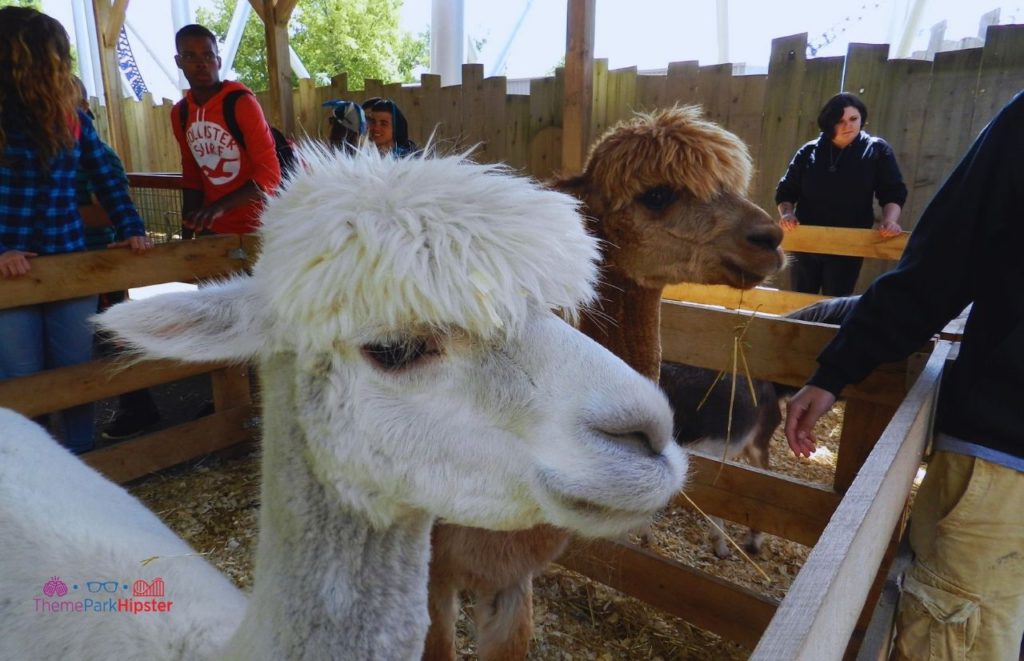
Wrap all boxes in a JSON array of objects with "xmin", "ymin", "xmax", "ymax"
[{"xmin": 591, "ymin": 407, "xmax": 672, "ymax": 457}]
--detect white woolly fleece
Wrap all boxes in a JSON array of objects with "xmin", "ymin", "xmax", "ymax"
[{"xmin": 254, "ymin": 146, "xmax": 600, "ymax": 351}]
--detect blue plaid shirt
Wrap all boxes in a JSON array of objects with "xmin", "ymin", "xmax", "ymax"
[{"xmin": 0, "ymin": 109, "xmax": 145, "ymax": 255}]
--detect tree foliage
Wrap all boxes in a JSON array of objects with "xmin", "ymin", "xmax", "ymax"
[{"xmin": 196, "ymin": 0, "xmax": 428, "ymax": 92}]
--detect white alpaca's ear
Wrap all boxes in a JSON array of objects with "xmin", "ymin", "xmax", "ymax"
[{"xmin": 94, "ymin": 276, "xmax": 266, "ymax": 363}]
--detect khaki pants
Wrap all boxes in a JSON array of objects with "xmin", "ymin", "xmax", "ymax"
[{"xmin": 893, "ymin": 452, "xmax": 1024, "ymax": 661}]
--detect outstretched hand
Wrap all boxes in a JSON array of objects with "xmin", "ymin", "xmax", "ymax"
[{"xmin": 784, "ymin": 385, "xmax": 837, "ymax": 458}]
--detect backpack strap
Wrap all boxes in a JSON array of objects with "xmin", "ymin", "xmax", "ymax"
[
  {"xmin": 178, "ymin": 91, "xmax": 248, "ymax": 149},
  {"xmin": 177, "ymin": 98, "xmax": 188, "ymax": 133},
  {"xmin": 222, "ymin": 90, "xmax": 248, "ymax": 150}
]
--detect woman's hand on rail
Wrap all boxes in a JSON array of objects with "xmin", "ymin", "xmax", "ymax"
[
  {"xmin": 108, "ymin": 235, "xmax": 154, "ymax": 254},
  {"xmin": 784, "ymin": 385, "xmax": 837, "ymax": 458},
  {"xmin": 876, "ymin": 219, "xmax": 902, "ymax": 237},
  {"xmin": 0, "ymin": 250, "xmax": 37, "ymax": 278}
]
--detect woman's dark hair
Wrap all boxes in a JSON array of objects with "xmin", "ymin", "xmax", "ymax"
[{"xmin": 816, "ymin": 92, "xmax": 868, "ymax": 137}]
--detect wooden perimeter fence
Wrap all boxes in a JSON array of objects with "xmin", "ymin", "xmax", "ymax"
[
  {"xmin": 96, "ymin": 25, "xmax": 1024, "ymax": 290},
  {"xmin": 0, "ymin": 174, "xmax": 955, "ymax": 658}
]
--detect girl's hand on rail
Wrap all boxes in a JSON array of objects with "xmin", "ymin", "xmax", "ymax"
[
  {"xmin": 784, "ymin": 385, "xmax": 837, "ymax": 458},
  {"xmin": 0, "ymin": 250, "xmax": 37, "ymax": 278},
  {"xmin": 108, "ymin": 236, "xmax": 154, "ymax": 254}
]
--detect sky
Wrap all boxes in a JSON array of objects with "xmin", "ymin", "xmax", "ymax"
[{"xmin": 41, "ymin": 0, "xmax": 1024, "ymax": 104}]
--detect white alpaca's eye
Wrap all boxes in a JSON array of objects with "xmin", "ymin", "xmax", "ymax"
[{"xmin": 361, "ymin": 336, "xmax": 441, "ymax": 371}]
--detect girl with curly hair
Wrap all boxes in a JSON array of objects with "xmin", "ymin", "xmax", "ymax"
[{"xmin": 0, "ymin": 7, "xmax": 152, "ymax": 454}]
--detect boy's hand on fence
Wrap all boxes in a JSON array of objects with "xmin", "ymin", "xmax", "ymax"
[
  {"xmin": 784, "ymin": 385, "xmax": 837, "ymax": 458},
  {"xmin": 0, "ymin": 250, "xmax": 37, "ymax": 278},
  {"xmin": 182, "ymin": 206, "xmax": 224, "ymax": 233},
  {"xmin": 108, "ymin": 236, "xmax": 154, "ymax": 254}
]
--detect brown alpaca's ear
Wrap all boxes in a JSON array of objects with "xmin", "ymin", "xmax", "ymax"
[{"xmin": 549, "ymin": 173, "xmax": 605, "ymax": 219}]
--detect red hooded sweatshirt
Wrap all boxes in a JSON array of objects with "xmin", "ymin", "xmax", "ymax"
[{"xmin": 171, "ymin": 81, "xmax": 281, "ymax": 234}]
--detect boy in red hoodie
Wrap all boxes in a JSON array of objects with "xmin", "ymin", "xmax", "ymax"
[{"xmin": 172, "ymin": 24, "xmax": 280, "ymax": 236}]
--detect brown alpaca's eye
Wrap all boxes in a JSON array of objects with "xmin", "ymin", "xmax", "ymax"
[
  {"xmin": 637, "ymin": 186, "xmax": 675, "ymax": 211},
  {"xmin": 362, "ymin": 337, "xmax": 441, "ymax": 371}
]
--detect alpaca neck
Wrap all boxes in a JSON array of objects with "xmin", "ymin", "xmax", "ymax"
[
  {"xmin": 223, "ymin": 359, "xmax": 432, "ymax": 660},
  {"xmin": 580, "ymin": 266, "xmax": 663, "ymax": 381}
]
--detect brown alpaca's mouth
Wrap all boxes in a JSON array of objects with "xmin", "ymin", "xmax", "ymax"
[{"xmin": 720, "ymin": 260, "xmax": 774, "ymax": 289}]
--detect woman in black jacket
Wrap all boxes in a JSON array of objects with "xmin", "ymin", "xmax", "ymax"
[{"xmin": 775, "ymin": 92, "xmax": 907, "ymax": 295}]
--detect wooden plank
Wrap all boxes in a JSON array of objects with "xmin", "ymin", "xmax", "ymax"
[
  {"xmin": 682, "ymin": 455, "xmax": 841, "ymax": 547},
  {"xmin": 84, "ymin": 405, "xmax": 255, "ymax": 484},
  {"xmin": 0, "ymin": 235, "xmax": 247, "ymax": 309},
  {"xmin": 909, "ymin": 48, "xmax": 983, "ymax": 240},
  {"xmin": 754, "ymin": 34, "xmax": 809, "ymax": 215},
  {"xmin": 605, "ymin": 66, "xmax": 637, "ymax": 128},
  {"xmin": 697, "ymin": 63, "xmax": 732, "ymax": 127},
  {"xmin": 781, "ymin": 226, "xmax": 908, "ymax": 259},
  {"xmin": 661, "ymin": 284, "xmax": 826, "ymax": 315},
  {"xmin": 664, "ymin": 60, "xmax": 700, "ymax": 107},
  {"xmin": 833, "ymin": 398, "xmax": 899, "ymax": 493},
  {"xmin": 558, "ymin": 538, "xmax": 778, "ymax": 649},
  {"xmin": 504, "ymin": 94, "xmax": 531, "ymax": 172},
  {"xmin": 0, "ymin": 357, "xmax": 224, "ymax": 417},
  {"xmin": 971, "ymin": 24, "xmax": 1024, "ymax": 138},
  {"xmin": 635, "ymin": 73, "xmax": 666, "ymax": 112},
  {"xmin": 729, "ymin": 73, "xmax": 767, "ymax": 160},
  {"xmin": 841, "ymin": 43, "xmax": 890, "ymax": 108},
  {"xmin": 590, "ymin": 58, "xmax": 609, "ymax": 145},
  {"xmin": 460, "ymin": 64, "xmax": 486, "ymax": 154},
  {"xmin": 481, "ymin": 76, "xmax": 507, "ymax": 164},
  {"xmin": 562, "ymin": 0, "xmax": 595, "ymax": 173},
  {"xmin": 659, "ymin": 301, "xmax": 910, "ymax": 406},
  {"xmin": 211, "ymin": 366, "xmax": 253, "ymax": 413},
  {"xmin": 751, "ymin": 342, "xmax": 951, "ymax": 661},
  {"xmin": 91, "ymin": 0, "xmax": 133, "ymax": 169},
  {"xmin": 418, "ymin": 73, "xmax": 444, "ymax": 147}
]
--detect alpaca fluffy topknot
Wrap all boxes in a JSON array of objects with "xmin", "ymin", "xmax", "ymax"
[
  {"xmin": 254, "ymin": 145, "xmax": 600, "ymax": 350},
  {"xmin": 582, "ymin": 106, "xmax": 753, "ymax": 210}
]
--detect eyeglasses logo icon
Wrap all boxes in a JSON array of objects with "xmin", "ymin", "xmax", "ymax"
[{"xmin": 86, "ymin": 581, "xmax": 119, "ymax": 594}]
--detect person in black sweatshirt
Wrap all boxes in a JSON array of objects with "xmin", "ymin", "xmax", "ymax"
[
  {"xmin": 785, "ymin": 91, "xmax": 1024, "ymax": 661},
  {"xmin": 776, "ymin": 92, "xmax": 907, "ymax": 295}
]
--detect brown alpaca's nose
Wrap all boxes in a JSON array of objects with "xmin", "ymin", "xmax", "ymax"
[{"xmin": 746, "ymin": 224, "xmax": 783, "ymax": 252}]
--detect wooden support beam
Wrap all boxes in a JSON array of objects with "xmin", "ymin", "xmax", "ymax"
[
  {"xmin": 561, "ymin": 0, "xmax": 595, "ymax": 173},
  {"xmin": 558, "ymin": 538, "xmax": 778, "ymax": 649},
  {"xmin": 254, "ymin": 0, "xmax": 296, "ymax": 135},
  {"xmin": 682, "ymin": 455, "xmax": 841, "ymax": 547},
  {"xmin": 84, "ymin": 405, "xmax": 255, "ymax": 484},
  {"xmin": 751, "ymin": 342, "xmax": 950, "ymax": 661},
  {"xmin": 103, "ymin": 0, "xmax": 129, "ymax": 48},
  {"xmin": 91, "ymin": 0, "xmax": 133, "ymax": 170}
]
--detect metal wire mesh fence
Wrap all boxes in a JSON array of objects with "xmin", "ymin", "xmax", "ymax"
[{"xmin": 129, "ymin": 184, "xmax": 182, "ymax": 244}]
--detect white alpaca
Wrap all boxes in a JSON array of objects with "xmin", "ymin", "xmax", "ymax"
[{"xmin": 0, "ymin": 148, "xmax": 688, "ymax": 661}]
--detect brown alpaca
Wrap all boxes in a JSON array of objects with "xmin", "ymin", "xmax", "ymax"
[{"xmin": 424, "ymin": 107, "xmax": 784, "ymax": 660}]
